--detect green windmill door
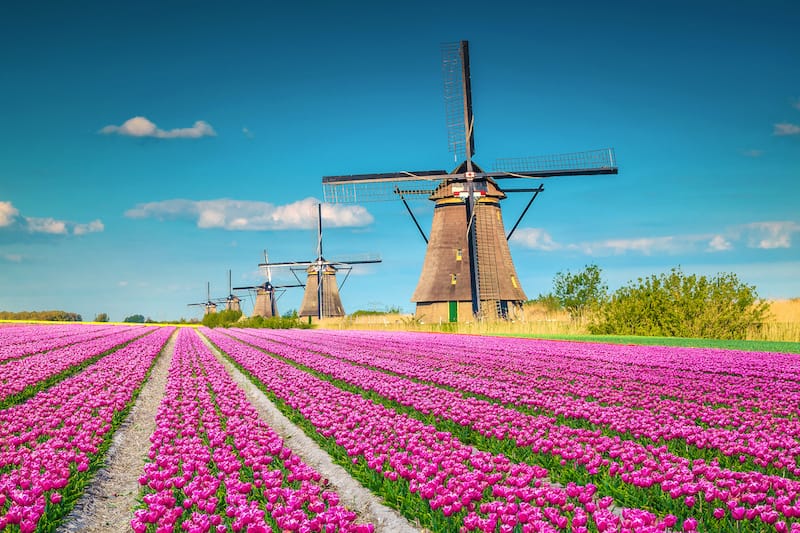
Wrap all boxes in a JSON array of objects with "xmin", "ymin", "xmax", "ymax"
[{"xmin": 448, "ymin": 301, "xmax": 458, "ymax": 322}]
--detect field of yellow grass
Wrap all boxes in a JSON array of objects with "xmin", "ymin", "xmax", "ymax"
[{"xmin": 324, "ymin": 298, "xmax": 800, "ymax": 342}]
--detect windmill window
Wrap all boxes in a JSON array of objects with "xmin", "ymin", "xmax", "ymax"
[
  {"xmin": 451, "ymin": 273, "xmax": 457, "ymax": 285},
  {"xmin": 455, "ymin": 248, "xmax": 463, "ymax": 261},
  {"xmin": 511, "ymin": 276, "xmax": 518, "ymax": 288}
]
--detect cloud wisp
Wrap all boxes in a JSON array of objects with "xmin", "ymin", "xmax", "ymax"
[
  {"xmin": 125, "ymin": 197, "xmax": 373, "ymax": 230},
  {"xmin": 100, "ymin": 116, "xmax": 216, "ymax": 139},
  {"xmin": 511, "ymin": 221, "xmax": 798, "ymax": 256},
  {"xmin": 740, "ymin": 221, "xmax": 800, "ymax": 249},
  {"xmin": 0, "ymin": 200, "xmax": 104, "ymax": 237},
  {"xmin": 774, "ymin": 123, "xmax": 800, "ymax": 136}
]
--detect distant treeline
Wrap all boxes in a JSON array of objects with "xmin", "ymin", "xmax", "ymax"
[{"xmin": 0, "ymin": 310, "xmax": 83, "ymax": 322}]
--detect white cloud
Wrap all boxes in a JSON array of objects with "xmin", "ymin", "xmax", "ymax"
[
  {"xmin": 510, "ymin": 228, "xmax": 561, "ymax": 251},
  {"xmin": 741, "ymin": 221, "xmax": 800, "ymax": 249},
  {"xmin": 118, "ymin": 281, "xmax": 129, "ymax": 287},
  {"xmin": 512, "ymin": 221, "xmax": 798, "ymax": 256},
  {"xmin": 100, "ymin": 116, "xmax": 216, "ymax": 139},
  {"xmin": 125, "ymin": 197, "xmax": 373, "ymax": 230},
  {"xmin": 242, "ymin": 127, "xmax": 254, "ymax": 139},
  {"xmin": 2, "ymin": 253, "xmax": 23, "ymax": 262},
  {"xmin": 774, "ymin": 123, "xmax": 800, "ymax": 136},
  {"xmin": 793, "ymin": 98, "xmax": 800, "ymax": 111},
  {"xmin": 25, "ymin": 217, "xmax": 68, "ymax": 235},
  {"xmin": 584, "ymin": 236, "xmax": 688, "ymax": 256},
  {"xmin": 707, "ymin": 235, "xmax": 732, "ymax": 252},
  {"xmin": 73, "ymin": 219, "xmax": 104, "ymax": 235},
  {"xmin": 0, "ymin": 200, "xmax": 104, "ymax": 237},
  {"xmin": 742, "ymin": 149, "xmax": 764, "ymax": 157},
  {"xmin": 0, "ymin": 201, "xmax": 19, "ymax": 227}
]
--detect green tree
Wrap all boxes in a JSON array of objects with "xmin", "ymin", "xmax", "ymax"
[
  {"xmin": 94, "ymin": 313, "xmax": 110, "ymax": 322},
  {"xmin": 553, "ymin": 264, "xmax": 608, "ymax": 320},
  {"xmin": 123, "ymin": 314, "xmax": 145, "ymax": 323},
  {"xmin": 590, "ymin": 267, "xmax": 769, "ymax": 340},
  {"xmin": 202, "ymin": 309, "xmax": 242, "ymax": 328}
]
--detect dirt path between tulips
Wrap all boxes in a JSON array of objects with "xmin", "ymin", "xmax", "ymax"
[
  {"xmin": 58, "ymin": 330, "xmax": 176, "ymax": 533},
  {"xmin": 200, "ymin": 333, "xmax": 425, "ymax": 533}
]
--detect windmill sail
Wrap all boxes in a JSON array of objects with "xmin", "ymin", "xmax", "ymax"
[
  {"xmin": 187, "ymin": 282, "xmax": 218, "ymax": 315},
  {"xmin": 320, "ymin": 40, "xmax": 618, "ymax": 322}
]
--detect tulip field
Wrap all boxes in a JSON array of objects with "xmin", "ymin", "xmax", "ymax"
[{"xmin": 1, "ymin": 323, "xmax": 800, "ymax": 532}]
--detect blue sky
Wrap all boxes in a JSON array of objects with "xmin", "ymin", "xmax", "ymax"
[{"xmin": 1, "ymin": 1, "xmax": 798, "ymax": 321}]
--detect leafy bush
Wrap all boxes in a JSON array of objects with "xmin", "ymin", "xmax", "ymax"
[
  {"xmin": 123, "ymin": 314, "xmax": 145, "ymax": 323},
  {"xmin": 202, "ymin": 309, "xmax": 242, "ymax": 328},
  {"xmin": 589, "ymin": 268, "xmax": 769, "ymax": 340},
  {"xmin": 0, "ymin": 310, "xmax": 82, "ymax": 321},
  {"xmin": 239, "ymin": 315, "xmax": 313, "ymax": 329},
  {"xmin": 552, "ymin": 264, "xmax": 608, "ymax": 320},
  {"xmin": 202, "ymin": 309, "xmax": 312, "ymax": 329}
]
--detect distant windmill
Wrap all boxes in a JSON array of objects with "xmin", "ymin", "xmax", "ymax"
[
  {"xmin": 323, "ymin": 40, "xmax": 618, "ymax": 322},
  {"xmin": 216, "ymin": 270, "xmax": 242, "ymax": 312},
  {"xmin": 187, "ymin": 282, "xmax": 217, "ymax": 315},
  {"xmin": 233, "ymin": 251, "xmax": 303, "ymax": 318},
  {"xmin": 261, "ymin": 203, "xmax": 381, "ymax": 319}
]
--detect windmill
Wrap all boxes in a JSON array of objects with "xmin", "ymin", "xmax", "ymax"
[
  {"xmin": 233, "ymin": 251, "xmax": 303, "ymax": 318},
  {"xmin": 260, "ymin": 203, "xmax": 381, "ymax": 320},
  {"xmin": 216, "ymin": 270, "xmax": 242, "ymax": 313},
  {"xmin": 187, "ymin": 282, "xmax": 217, "ymax": 315},
  {"xmin": 322, "ymin": 40, "xmax": 618, "ymax": 322}
]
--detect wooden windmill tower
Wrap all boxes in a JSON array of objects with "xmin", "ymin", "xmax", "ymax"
[
  {"xmin": 323, "ymin": 40, "xmax": 618, "ymax": 322},
  {"xmin": 187, "ymin": 282, "xmax": 217, "ymax": 315},
  {"xmin": 261, "ymin": 203, "xmax": 381, "ymax": 320},
  {"xmin": 216, "ymin": 270, "xmax": 242, "ymax": 312},
  {"xmin": 233, "ymin": 252, "xmax": 303, "ymax": 318}
]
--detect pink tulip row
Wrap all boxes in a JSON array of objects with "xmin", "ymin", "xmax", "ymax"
[
  {"xmin": 258, "ymin": 329, "xmax": 800, "ymax": 474},
  {"xmin": 204, "ymin": 328, "xmax": 678, "ymax": 533},
  {"xmin": 0, "ymin": 325, "xmax": 150, "ymax": 403},
  {"xmin": 280, "ymin": 328, "xmax": 798, "ymax": 415},
  {"xmin": 0, "ymin": 324, "xmax": 111, "ymax": 348},
  {"xmin": 132, "ymin": 328, "xmax": 370, "ymax": 533},
  {"xmin": 225, "ymin": 328, "xmax": 800, "ymax": 531},
  {"xmin": 0, "ymin": 324, "xmax": 124, "ymax": 363},
  {"xmin": 0, "ymin": 326, "xmax": 174, "ymax": 532},
  {"xmin": 274, "ymin": 328, "xmax": 799, "ymax": 412}
]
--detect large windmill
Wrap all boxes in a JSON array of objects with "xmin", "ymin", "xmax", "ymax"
[
  {"xmin": 261, "ymin": 203, "xmax": 381, "ymax": 320},
  {"xmin": 187, "ymin": 282, "xmax": 217, "ymax": 316},
  {"xmin": 323, "ymin": 40, "xmax": 618, "ymax": 322},
  {"xmin": 233, "ymin": 251, "xmax": 303, "ymax": 318}
]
